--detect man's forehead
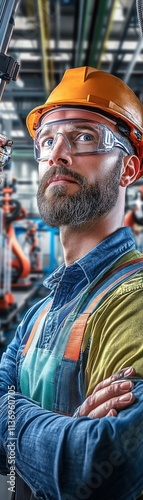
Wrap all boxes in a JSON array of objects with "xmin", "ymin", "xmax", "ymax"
[{"xmin": 41, "ymin": 107, "xmax": 117, "ymax": 127}]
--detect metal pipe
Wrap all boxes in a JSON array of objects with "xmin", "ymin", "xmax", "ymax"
[
  {"xmin": 84, "ymin": 0, "xmax": 99, "ymax": 66},
  {"xmin": 36, "ymin": 0, "xmax": 54, "ymax": 94},
  {"xmin": 136, "ymin": 0, "xmax": 143, "ymax": 35},
  {"xmin": 0, "ymin": 0, "xmax": 20, "ymax": 103},
  {"xmin": 97, "ymin": 0, "xmax": 118, "ymax": 69},
  {"xmin": 87, "ymin": 0, "xmax": 111, "ymax": 67},
  {"xmin": 123, "ymin": 35, "xmax": 143, "ymax": 84},
  {"xmin": 55, "ymin": 0, "xmax": 61, "ymax": 51},
  {"xmin": 74, "ymin": 0, "xmax": 87, "ymax": 67},
  {"xmin": 109, "ymin": 0, "xmax": 135, "ymax": 74},
  {"xmin": 72, "ymin": 0, "xmax": 90, "ymax": 67}
]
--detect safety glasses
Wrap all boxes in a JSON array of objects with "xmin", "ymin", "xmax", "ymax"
[{"xmin": 34, "ymin": 119, "xmax": 130, "ymax": 162}]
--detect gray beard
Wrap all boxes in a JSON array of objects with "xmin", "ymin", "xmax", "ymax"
[{"xmin": 37, "ymin": 159, "xmax": 122, "ymax": 228}]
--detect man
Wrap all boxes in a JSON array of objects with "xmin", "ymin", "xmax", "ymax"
[{"xmin": 0, "ymin": 66, "xmax": 143, "ymax": 499}]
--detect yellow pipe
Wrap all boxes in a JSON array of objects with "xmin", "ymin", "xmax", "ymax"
[
  {"xmin": 26, "ymin": 0, "xmax": 34, "ymax": 17},
  {"xmin": 97, "ymin": 0, "xmax": 118, "ymax": 69},
  {"xmin": 37, "ymin": 0, "xmax": 54, "ymax": 93}
]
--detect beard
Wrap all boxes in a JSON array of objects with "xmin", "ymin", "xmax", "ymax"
[{"xmin": 37, "ymin": 156, "xmax": 122, "ymax": 228}]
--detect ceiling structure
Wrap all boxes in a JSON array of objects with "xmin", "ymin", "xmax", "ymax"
[{"xmin": 0, "ymin": 0, "xmax": 143, "ymax": 166}]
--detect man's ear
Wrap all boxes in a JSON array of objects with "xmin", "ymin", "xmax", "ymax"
[{"xmin": 120, "ymin": 155, "xmax": 140, "ymax": 187}]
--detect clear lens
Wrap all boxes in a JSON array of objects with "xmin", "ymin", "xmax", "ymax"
[{"xmin": 34, "ymin": 119, "xmax": 130, "ymax": 162}]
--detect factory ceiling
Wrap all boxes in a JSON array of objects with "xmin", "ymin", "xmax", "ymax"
[{"xmin": 0, "ymin": 0, "xmax": 143, "ymax": 164}]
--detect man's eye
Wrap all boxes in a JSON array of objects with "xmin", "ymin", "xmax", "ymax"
[
  {"xmin": 45, "ymin": 137, "xmax": 54, "ymax": 147},
  {"xmin": 78, "ymin": 133, "xmax": 93, "ymax": 142},
  {"xmin": 40, "ymin": 137, "xmax": 53, "ymax": 148}
]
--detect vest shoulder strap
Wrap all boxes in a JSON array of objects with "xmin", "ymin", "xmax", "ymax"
[
  {"xmin": 64, "ymin": 259, "xmax": 143, "ymax": 361},
  {"xmin": 22, "ymin": 300, "xmax": 52, "ymax": 355},
  {"xmin": 22, "ymin": 258, "xmax": 143, "ymax": 358}
]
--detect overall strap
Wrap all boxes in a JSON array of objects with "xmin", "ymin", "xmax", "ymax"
[
  {"xmin": 64, "ymin": 259, "xmax": 143, "ymax": 361},
  {"xmin": 22, "ymin": 300, "xmax": 52, "ymax": 355},
  {"xmin": 22, "ymin": 259, "xmax": 143, "ymax": 358}
]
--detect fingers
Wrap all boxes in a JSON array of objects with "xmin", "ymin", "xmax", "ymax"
[
  {"xmin": 88, "ymin": 391, "xmax": 135, "ymax": 418},
  {"xmin": 92, "ymin": 366, "xmax": 136, "ymax": 394},
  {"xmin": 76, "ymin": 367, "xmax": 136, "ymax": 419},
  {"xmin": 107, "ymin": 409, "xmax": 118, "ymax": 417},
  {"xmin": 79, "ymin": 378, "xmax": 135, "ymax": 418}
]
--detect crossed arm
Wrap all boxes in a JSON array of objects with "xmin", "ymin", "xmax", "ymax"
[
  {"xmin": 74, "ymin": 366, "xmax": 136, "ymax": 418},
  {"xmin": 1, "ymin": 363, "xmax": 143, "ymax": 499},
  {"xmin": 0, "ymin": 307, "xmax": 143, "ymax": 499}
]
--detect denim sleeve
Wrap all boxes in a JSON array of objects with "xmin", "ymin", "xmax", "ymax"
[
  {"xmin": 0, "ymin": 302, "xmax": 46, "ymax": 476},
  {"xmin": 0, "ymin": 298, "xmax": 48, "ymax": 399},
  {"xmin": 0, "ymin": 381, "xmax": 143, "ymax": 500},
  {"xmin": 0, "ymin": 326, "xmax": 21, "ymax": 397}
]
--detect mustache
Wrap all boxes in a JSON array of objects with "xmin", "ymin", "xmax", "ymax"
[{"xmin": 38, "ymin": 165, "xmax": 87, "ymax": 190}]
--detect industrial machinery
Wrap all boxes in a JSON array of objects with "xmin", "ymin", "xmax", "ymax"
[
  {"xmin": 23, "ymin": 221, "xmax": 42, "ymax": 274},
  {"xmin": 0, "ymin": 0, "xmax": 20, "ymax": 178},
  {"xmin": 0, "ymin": 176, "xmax": 31, "ymax": 288},
  {"xmin": 124, "ymin": 185, "xmax": 143, "ymax": 252},
  {"xmin": 0, "ymin": 0, "xmax": 20, "ymax": 317},
  {"xmin": 0, "ymin": 204, "xmax": 15, "ymax": 312}
]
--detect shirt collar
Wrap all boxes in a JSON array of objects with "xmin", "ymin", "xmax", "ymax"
[{"xmin": 43, "ymin": 227, "xmax": 135, "ymax": 291}]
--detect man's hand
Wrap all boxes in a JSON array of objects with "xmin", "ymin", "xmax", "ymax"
[{"xmin": 75, "ymin": 366, "xmax": 136, "ymax": 418}]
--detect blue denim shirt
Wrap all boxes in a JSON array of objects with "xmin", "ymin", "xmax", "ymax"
[{"xmin": 0, "ymin": 227, "xmax": 143, "ymax": 499}]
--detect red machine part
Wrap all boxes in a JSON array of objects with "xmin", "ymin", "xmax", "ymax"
[{"xmin": 0, "ymin": 181, "xmax": 31, "ymax": 310}]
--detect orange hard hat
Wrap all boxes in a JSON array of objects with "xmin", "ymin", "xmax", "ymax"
[{"xmin": 26, "ymin": 66, "xmax": 143, "ymax": 179}]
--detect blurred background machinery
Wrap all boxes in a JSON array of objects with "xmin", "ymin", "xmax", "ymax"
[
  {"xmin": 2, "ymin": 2, "xmax": 143, "ymax": 497},
  {"xmin": 0, "ymin": 0, "xmax": 143, "ymax": 350}
]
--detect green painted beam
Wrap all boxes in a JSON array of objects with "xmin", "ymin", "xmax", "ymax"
[
  {"xmin": 88, "ymin": 0, "xmax": 110, "ymax": 67},
  {"xmin": 78, "ymin": 0, "xmax": 92, "ymax": 66}
]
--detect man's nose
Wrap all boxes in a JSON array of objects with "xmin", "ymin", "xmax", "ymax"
[{"xmin": 48, "ymin": 132, "xmax": 73, "ymax": 166}]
